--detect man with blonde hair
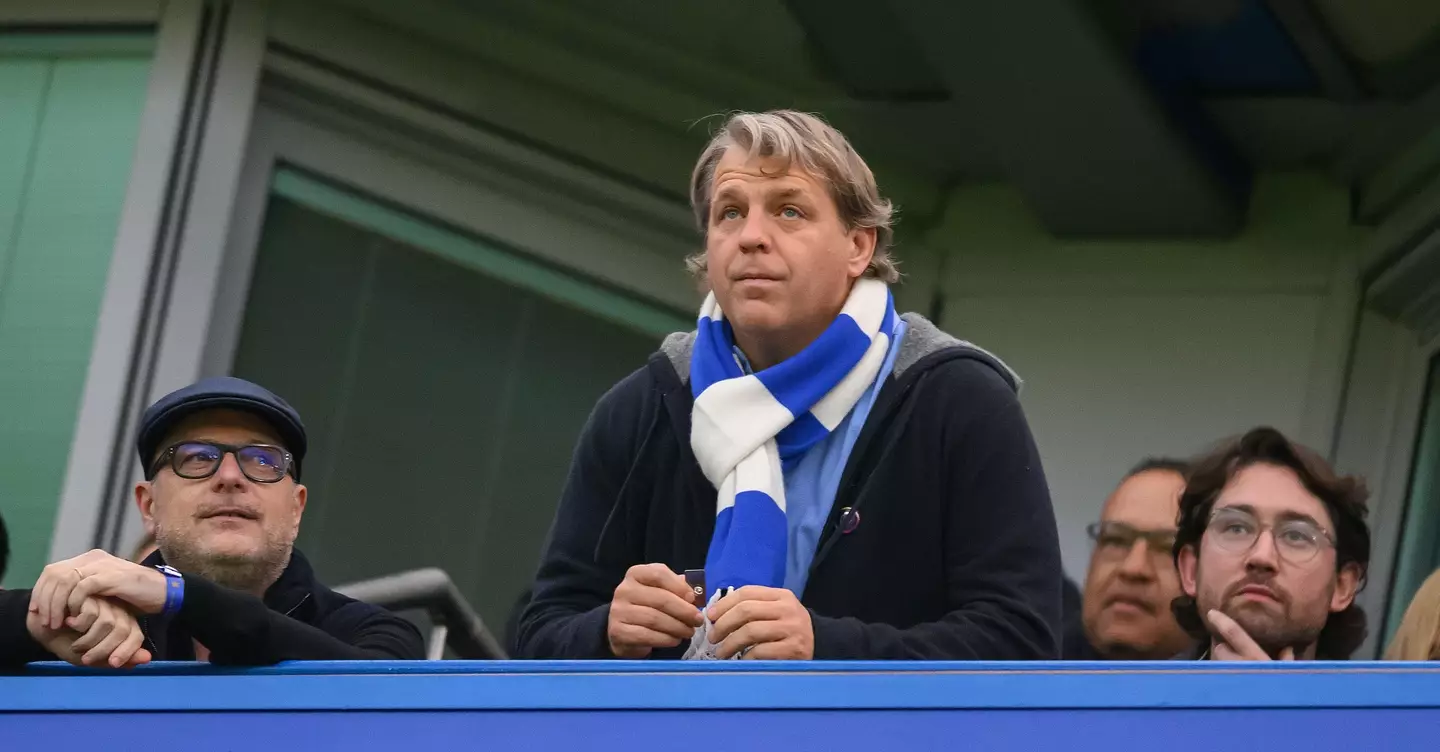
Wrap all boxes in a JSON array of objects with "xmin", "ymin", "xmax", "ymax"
[{"xmin": 517, "ymin": 110, "xmax": 1062, "ymax": 661}]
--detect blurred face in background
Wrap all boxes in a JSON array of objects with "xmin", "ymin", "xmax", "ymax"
[{"xmin": 1082, "ymin": 469, "xmax": 1191, "ymax": 659}]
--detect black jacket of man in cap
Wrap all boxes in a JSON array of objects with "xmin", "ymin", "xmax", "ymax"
[{"xmin": 0, "ymin": 377, "xmax": 422, "ymax": 668}]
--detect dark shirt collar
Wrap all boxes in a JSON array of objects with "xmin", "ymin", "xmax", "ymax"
[{"xmin": 141, "ymin": 547, "xmax": 316, "ymax": 618}]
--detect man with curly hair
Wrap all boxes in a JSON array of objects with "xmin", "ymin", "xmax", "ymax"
[{"xmin": 1171, "ymin": 427, "xmax": 1369, "ymax": 660}]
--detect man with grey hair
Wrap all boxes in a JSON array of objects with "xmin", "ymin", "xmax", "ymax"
[{"xmin": 518, "ymin": 110, "xmax": 1062, "ymax": 661}]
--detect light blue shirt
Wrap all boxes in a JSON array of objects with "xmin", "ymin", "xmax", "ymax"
[{"xmin": 765, "ymin": 318, "xmax": 907, "ymax": 596}]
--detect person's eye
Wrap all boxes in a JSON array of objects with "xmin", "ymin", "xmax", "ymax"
[
  {"xmin": 180, "ymin": 445, "xmax": 219, "ymax": 463},
  {"xmin": 1279, "ymin": 528, "xmax": 1314, "ymax": 545},
  {"xmin": 779, "ymin": 206, "xmax": 803, "ymax": 219},
  {"xmin": 1219, "ymin": 519, "xmax": 1254, "ymax": 535},
  {"xmin": 718, "ymin": 207, "xmax": 741, "ymax": 221}
]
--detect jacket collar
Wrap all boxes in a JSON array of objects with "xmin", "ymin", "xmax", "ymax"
[{"xmin": 141, "ymin": 547, "xmax": 318, "ymax": 618}]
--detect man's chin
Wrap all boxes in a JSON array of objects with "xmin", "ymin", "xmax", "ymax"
[
  {"xmin": 727, "ymin": 306, "xmax": 784, "ymax": 332},
  {"xmin": 1095, "ymin": 621, "xmax": 1158, "ymax": 650},
  {"xmin": 191, "ymin": 536, "xmax": 262, "ymax": 563},
  {"xmin": 1223, "ymin": 607, "xmax": 1286, "ymax": 643}
]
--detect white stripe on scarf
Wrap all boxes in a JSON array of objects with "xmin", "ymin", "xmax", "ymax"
[{"xmin": 685, "ymin": 278, "xmax": 894, "ymax": 659}]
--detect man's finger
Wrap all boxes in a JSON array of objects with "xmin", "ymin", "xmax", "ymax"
[
  {"xmin": 67, "ymin": 575, "xmax": 115, "ymax": 617},
  {"xmin": 1278, "ymin": 646, "xmax": 1296, "ymax": 661},
  {"xmin": 715, "ymin": 620, "xmax": 787, "ymax": 660},
  {"xmin": 742, "ymin": 640, "xmax": 801, "ymax": 661},
  {"xmin": 710, "ymin": 600, "xmax": 784, "ymax": 643},
  {"xmin": 612, "ymin": 624, "xmax": 683, "ymax": 651},
  {"xmin": 617, "ymin": 603, "xmax": 697, "ymax": 640},
  {"xmin": 708, "ymin": 586, "xmax": 785, "ymax": 622},
  {"xmin": 1206, "ymin": 609, "xmax": 1267, "ymax": 660},
  {"xmin": 66, "ymin": 599, "xmax": 101, "ymax": 634},
  {"xmin": 109, "ymin": 625, "xmax": 148, "ymax": 668},
  {"xmin": 1212, "ymin": 642, "xmax": 1241, "ymax": 661},
  {"xmin": 626, "ymin": 586, "xmax": 703, "ymax": 628},
  {"xmin": 628, "ymin": 565, "xmax": 694, "ymax": 600},
  {"xmin": 31, "ymin": 573, "xmax": 57, "ymax": 627},
  {"xmin": 71, "ymin": 612, "xmax": 116, "ymax": 654},
  {"xmin": 47, "ymin": 569, "xmax": 82, "ymax": 630},
  {"xmin": 1205, "ymin": 609, "xmax": 1265, "ymax": 659},
  {"xmin": 82, "ymin": 619, "xmax": 131, "ymax": 667},
  {"xmin": 123, "ymin": 648, "xmax": 153, "ymax": 668}
]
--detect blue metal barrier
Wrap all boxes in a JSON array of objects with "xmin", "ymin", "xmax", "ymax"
[{"xmin": 3, "ymin": 661, "xmax": 1439, "ymax": 750}]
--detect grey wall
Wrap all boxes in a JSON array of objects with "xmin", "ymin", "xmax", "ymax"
[{"xmin": 930, "ymin": 176, "xmax": 1365, "ymax": 580}]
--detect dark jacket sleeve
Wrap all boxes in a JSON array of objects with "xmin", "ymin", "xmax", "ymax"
[
  {"xmin": 180, "ymin": 577, "xmax": 425, "ymax": 664},
  {"xmin": 0, "ymin": 589, "xmax": 56, "ymax": 667},
  {"xmin": 810, "ymin": 358, "xmax": 1064, "ymax": 659},
  {"xmin": 513, "ymin": 367, "xmax": 654, "ymax": 659}
]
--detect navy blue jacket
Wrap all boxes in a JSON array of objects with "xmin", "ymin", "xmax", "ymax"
[
  {"xmin": 516, "ymin": 314, "xmax": 1063, "ymax": 660},
  {"xmin": 0, "ymin": 549, "xmax": 423, "ymax": 667}
]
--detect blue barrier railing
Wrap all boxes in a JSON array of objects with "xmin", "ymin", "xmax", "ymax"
[{"xmin": 4, "ymin": 661, "xmax": 1439, "ymax": 749}]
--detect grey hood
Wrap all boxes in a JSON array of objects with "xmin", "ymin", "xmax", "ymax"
[{"xmin": 658, "ymin": 312, "xmax": 1022, "ymax": 393}]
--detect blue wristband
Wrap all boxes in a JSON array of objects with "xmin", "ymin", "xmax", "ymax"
[{"xmin": 156, "ymin": 565, "xmax": 185, "ymax": 616}]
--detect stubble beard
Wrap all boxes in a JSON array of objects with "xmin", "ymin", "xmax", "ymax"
[
  {"xmin": 1220, "ymin": 600, "xmax": 1323, "ymax": 658},
  {"xmin": 156, "ymin": 524, "xmax": 293, "ymax": 596}
]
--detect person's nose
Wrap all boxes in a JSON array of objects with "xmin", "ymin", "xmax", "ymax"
[
  {"xmin": 1116, "ymin": 539, "xmax": 1156, "ymax": 582},
  {"xmin": 737, "ymin": 209, "xmax": 771, "ymax": 253},
  {"xmin": 210, "ymin": 451, "xmax": 248, "ymax": 490},
  {"xmin": 1243, "ymin": 528, "xmax": 1280, "ymax": 573}
]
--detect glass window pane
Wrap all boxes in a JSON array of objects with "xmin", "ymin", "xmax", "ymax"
[
  {"xmin": 1384, "ymin": 355, "xmax": 1440, "ymax": 645},
  {"xmin": 231, "ymin": 190, "xmax": 666, "ymax": 641},
  {"xmin": 0, "ymin": 40, "xmax": 153, "ymax": 587}
]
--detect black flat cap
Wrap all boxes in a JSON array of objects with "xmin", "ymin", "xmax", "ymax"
[{"xmin": 137, "ymin": 376, "xmax": 308, "ymax": 479}]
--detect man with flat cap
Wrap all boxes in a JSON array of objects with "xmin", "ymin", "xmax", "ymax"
[{"xmin": 0, "ymin": 377, "xmax": 423, "ymax": 668}]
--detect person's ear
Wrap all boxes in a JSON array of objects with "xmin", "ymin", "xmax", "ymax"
[
  {"xmin": 135, "ymin": 481, "xmax": 156, "ymax": 527},
  {"xmin": 1331, "ymin": 562, "xmax": 1361, "ymax": 612},
  {"xmin": 1177, "ymin": 544, "xmax": 1199, "ymax": 598},
  {"xmin": 290, "ymin": 483, "xmax": 308, "ymax": 533},
  {"xmin": 845, "ymin": 227, "xmax": 876, "ymax": 279}
]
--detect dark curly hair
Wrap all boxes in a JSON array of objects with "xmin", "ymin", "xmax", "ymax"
[{"xmin": 1170, "ymin": 426, "xmax": 1371, "ymax": 659}]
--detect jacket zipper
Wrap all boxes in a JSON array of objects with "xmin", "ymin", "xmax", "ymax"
[
  {"xmin": 283, "ymin": 593, "xmax": 310, "ymax": 617},
  {"xmin": 140, "ymin": 614, "xmax": 160, "ymax": 657}
]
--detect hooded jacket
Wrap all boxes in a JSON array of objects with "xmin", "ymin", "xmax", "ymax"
[{"xmin": 516, "ymin": 313, "xmax": 1063, "ymax": 660}]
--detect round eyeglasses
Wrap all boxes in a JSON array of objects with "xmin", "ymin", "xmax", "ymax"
[
  {"xmin": 1086, "ymin": 521, "xmax": 1176, "ymax": 559},
  {"xmin": 150, "ymin": 441, "xmax": 294, "ymax": 484},
  {"xmin": 1205, "ymin": 507, "xmax": 1335, "ymax": 564}
]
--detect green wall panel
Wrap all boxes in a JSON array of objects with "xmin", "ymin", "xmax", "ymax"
[
  {"xmin": 0, "ymin": 40, "xmax": 153, "ymax": 587},
  {"xmin": 1384, "ymin": 356, "xmax": 1440, "ymax": 646}
]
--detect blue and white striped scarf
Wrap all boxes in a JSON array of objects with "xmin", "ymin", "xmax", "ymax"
[{"xmin": 690, "ymin": 277, "xmax": 896, "ymax": 603}]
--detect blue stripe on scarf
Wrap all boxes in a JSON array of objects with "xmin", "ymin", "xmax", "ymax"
[
  {"xmin": 752, "ymin": 315, "xmax": 869, "ymax": 418},
  {"xmin": 706, "ymin": 491, "xmax": 788, "ymax": 592},
  {"xmin": 691, "ymin": 284, "xmax": 895, "ymax": 595},
  {"xmin": 776, "ymin": 414, "xmax": 828, "ymax": 468},
  {"xmin": 692, "ymin": 317, "xmax": 737, "ymax": 395}
]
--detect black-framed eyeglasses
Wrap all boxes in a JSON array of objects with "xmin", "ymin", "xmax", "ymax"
[
  {"xmin": 1086, "ymin": 521, "xmax": 1177, "ymax": 558},
  {"xmin": 1205, "ymin": 506, "xmax": 1335, "ymax": 564},
  {"xmin": 149, "ymin": 441, "xmax": 294, "ymax": 484}
]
